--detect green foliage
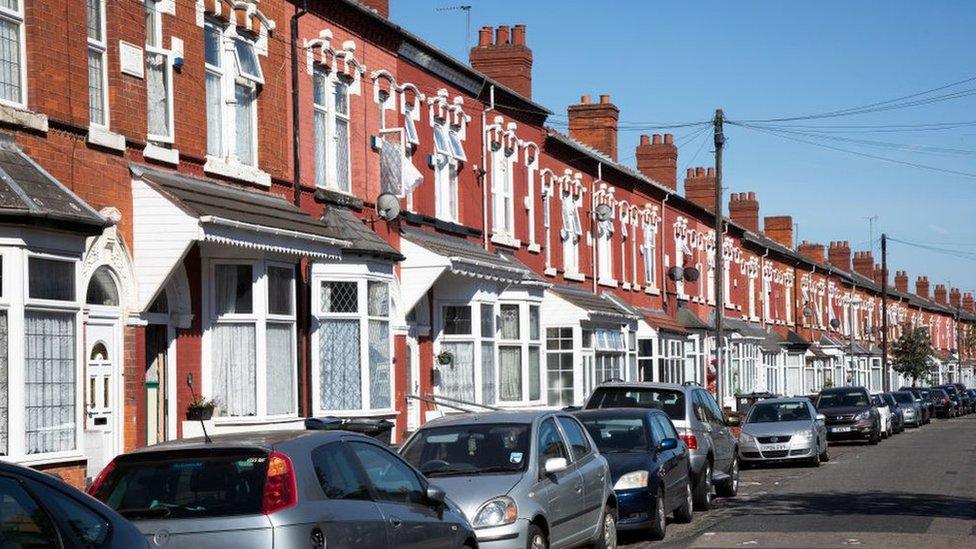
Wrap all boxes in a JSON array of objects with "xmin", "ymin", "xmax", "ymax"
[{"xmin": 891, "ymin": 323, "xmax": 934, "ymax": 385}]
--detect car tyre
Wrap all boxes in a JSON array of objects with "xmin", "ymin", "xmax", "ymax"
[
  {"xmin": 716, "ymin": 455, "xmax": 739, "ymax": 497},
  {"xmin": 692, "ymin": 462, "xmax": 713, "ymax": 511},
  {"xmin": 819, "ymin": 442, "xmax": 830, "ymax": 462},
  {"xmin": 808, "ymin": 449, "xmax": 821, "ymax": 468},
  {"xmin": 868, "ymin": 425, "xmax": 880, "ymax": 445},
  {"xmin": 593, "ymin": 506, "xmax": 617, "ymax": 549},
  {"xmin": 526, "ymin": 524, "xmax": 548, "ymax": 549},
  {"xmin": 648, "ymin": 488, "xmax": 667, "ymax": 540},
  {"xmin": 673, "ymin": 481, "xmax": 694, "ymax": 524}
]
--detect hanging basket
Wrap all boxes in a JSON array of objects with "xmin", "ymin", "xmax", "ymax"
[
  {"xmin": 437, "ymin": 350, "xmax": 454, "ymax": 367},
  {"xmin": 186, "ymin": 404, "xmax": 214, "ymax": 421}
]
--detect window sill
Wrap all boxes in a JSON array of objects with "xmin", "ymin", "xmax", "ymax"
[
  {"xmin": 527, "ymin": 243, "xmax": 541, "ymax": 254},
  {"xmin": 622, "ymin": 282, "xmax": 631, "ymax": 290},
  {"xmin": 204, "ymin": 155, "xmax": 271, "ymax": 187},
  {"xmin": 544, "ymin": 267, "xmax": 557, "ymax": 277},
  {"xmin": 598, "ymin": 278, "xmax": 618, "ymax": 288},
  {"xmin": 14, "ymin": 451, "xmax": 87, "ymax": 468},
  {"xmin": 564, "ymin": 271, "xmax": 586, "ymax": 282},
  {"xmin": 0, "ymin": 103, "xmax": 48, "ymax": 133},
  {"xmin": 87, "ymin": 125, "xmax": 125, "ymax": 152},
  {"xmin": 491, "ymin": 233, "xmax": 521, "ymax": 249},
  {"xmin": 144, "ymin": 142, "xmax": 180, "ymax": 166},
  {"xmin": 644, "ymin": 286, "xmax": 660, "ymax": 296}
]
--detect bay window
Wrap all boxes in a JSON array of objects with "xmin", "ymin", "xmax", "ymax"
[
  {"xmin": 86, "ymin": 0, "xmax": 107, "ymax": 127},
  {"xmin": 480, "ymin": 303, "xmax": 496, "ymax": 405},
  {"xmin": 438, "ymin": 304, "xmax": 474, "ymax": 403},
  {"xmin": 145, "ymin": 0, "xmax": 173, "ymax": 142},
  {"xmin": 315, "ymin": 278, "xmax": 393, "ymax": 413},
  {"xmin": 658, "ymin": 337, "xmax": 684, "ymax": 384},
  {"xmin": 314, "ymin": 67, "xmax": 351, "ymax": 192},
  {"xmin": 594, "ymin": 328, "xmax": 625, "ymax": 383},
  {"xmin": 0, "ymin": 0, "xmax": 24, "ymax": 106}
]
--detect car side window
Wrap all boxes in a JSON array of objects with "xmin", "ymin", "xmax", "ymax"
[
  {"xmin": 311, "ymin": 443, "xmax": 372, "ymax": 501},
  {"xmin": 557, "ymin": 417, "xmax": 590, "ymax": 460},
  {"xmin": 538, "ymin": 418, "xmax": 568, "ymax": 464},
  {"xmin": 656, "ymin": 415, "xmax": 679, "ymax": 439},
  {"xmin": 26, "ymin": 480, "xmax": 110, "ymax": 547},
  {"xmin": 348, "ymin": 442, "xmax": 425, "ymax": 505},
  {"xmin": 648, "ymin": 416, "xmax": 668, "ymax": 445},
  {"xmin": 691, "ymin": 391, "xmax": 708, "ymax": 421},
  {"xmin": 702, "ymin": 391, "xmax": 725, "ymax": 423},
  {"xmin": 0, "ymin": 476, "xmax": 60, "ymax": 547},
  {"xmin": 695, "ymin": 390, "xmax": 718, "ymax": 422}
]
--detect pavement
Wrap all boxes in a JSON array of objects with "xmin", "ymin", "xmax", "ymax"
[{"xmin": 619, "ymin": 414, "xmax": 976, "ymax": 548}]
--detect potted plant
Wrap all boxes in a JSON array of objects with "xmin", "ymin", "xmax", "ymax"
[
  {"xmin": 186, "ymin": 396, "xmax": 217, "ymax": 421},
  {"xmin": 436, "ymin": 350, "xmax": 454, "ymax": 367}
]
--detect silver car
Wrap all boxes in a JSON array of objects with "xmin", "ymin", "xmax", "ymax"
[
  {"xmin": 400, "ymin": 410, "xmax": 617, "ymax": 549},
  {"xmin": 738, "ymin": 398, "xmax": 829, "ymax": 467},
  {"xmin": 88, "ymin": 430, "xmax": 476, "ymax": 549}
]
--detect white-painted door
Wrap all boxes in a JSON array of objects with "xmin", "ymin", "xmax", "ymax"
[
  {"xmin": 84, "ymin": 322, "xmax": 120, "ymax": 478},
  {"xmin": 406, "ymin": 336, "xmax": 421, "ymax": 432}
]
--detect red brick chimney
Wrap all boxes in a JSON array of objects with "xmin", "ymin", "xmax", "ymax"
[
  {"xmin": 567, "ymin": 94, "xmax": 618, "ymax": 161},
  {"xmin": 895, "ymin": 271, "xmax": 909, "ymax": 294},
  {"xmin": 950, "ymin": 287, "xmax": 962, "ymax": 309},
  {"xmin": 963, "ymin": 292, "xmax": 974, "ymax": 313},
  {"xmin": 470, "ymin": 24, "xmax": 533, "ymax": 99},
  {"xmin": 873, "ymin": 264, "xmax": 887, "ymax": 287},
  {"xmin": 684, "ymin": 167, "xmax": 716, "ymax": 211},
  {"xmin": 915, "ymin": 276, "xmax": 930, "ymax": 300},
  {"xmin": 635, "ymin": 134, "xmax": 677, "ymax": 190},
  {"xmin": 827, "ymin": 241, "xmax": 852, "ymax": 271},
  {"xmin": 852, "ymin": 251, "xmax": 873, "ymax": 279},
  {"xmin": 798, "ymin": 241, "xmax": 825, "ymax": 264},
  {"xmin": 764, "ymin": 216, "xmax": 793, "ymax": 249},
  {"xmin": 728, "ymin": 192, "xmax": 760, "ymax": 233},
  {"xmin": 934, "ymin": 283, "xmax": 948, "ymax": 304},
  {"xmin": 357, "ymin": 0, "xmax": 389, "ymax": 18}
]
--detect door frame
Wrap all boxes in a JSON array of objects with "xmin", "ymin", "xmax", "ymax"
[
  {"xmin": 84, "ymin": 306, "xmax": 124, "ymax": 470},
  {"xmin": 143, "ymin": 319, "xmax": 178, "ymax": 444},
  {"xmin": 406, "ymin": 332, "xmax": 421, "ymax": 432}
]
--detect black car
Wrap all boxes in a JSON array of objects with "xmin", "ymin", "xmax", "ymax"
[
  {"xmin": 936, "ymin": 384, "xmax": 964, "ymax": 417},
  {"xmin": 929, "ymin": 387, "xmax": 955, "ymax": 418},
  {"xmin": 0, "ymin": 461, "xmax": 147, "ymax": 548},
  {"xmin": 880, "ymin": 392, "xmax": 905, "ymax": 434},
  {"xmin": 950, "ymin": 383, "xmax": 973, "ymax": 414},
  {"xmin": 816, "ymin": 386, "xmax": 881, "ymax": 444},
  {"xmin": 915, "ymin": 387, "xmax": 936, "ymax": 418}
]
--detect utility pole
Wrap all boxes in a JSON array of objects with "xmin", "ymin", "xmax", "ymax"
[
  {"xmin": 713, "ymin": 109, "xmax": 725, "ymax": 406},
  {"xmin": 881, "ymin": 233, "xmax": 889, "ymax": 390}
]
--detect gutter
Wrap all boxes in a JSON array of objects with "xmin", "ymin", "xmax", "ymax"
[{"xmin": 291, "ymin": 0, "xmax": 308, "ymax": 206}]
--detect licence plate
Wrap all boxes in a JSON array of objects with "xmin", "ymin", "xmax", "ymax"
[
  {"xmin": 831, "ymin": 426, "xmax": 851, "ymax": 433},
  {"xmin": 763, "ymin": 443, "xmax": 789, "ymax": 451}
]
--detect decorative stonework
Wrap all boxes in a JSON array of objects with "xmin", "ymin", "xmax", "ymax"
[{"xmin": 83, "ymin": 208, "xmax": 137, "ymax": 317}]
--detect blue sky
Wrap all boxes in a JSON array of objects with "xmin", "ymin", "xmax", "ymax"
[{"xmin": 391, "ymin": 1, "xmax": 976, "ymax": 295}]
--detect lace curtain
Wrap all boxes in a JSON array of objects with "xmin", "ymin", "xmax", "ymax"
[
  {"xmin": 24, "ymin": 312, "xmax": 75, "ymax": 454},
  {"xmin": 499, "ymin": 346, "xmax": 522, "ymax": 401},
  {"xmin": 481, "ymin": 342, "xmax": 495, "ymax": 405},
  {"xmin": 0, "ymin": 312, "xmax": 6, "ymax": 455},
  {"xmin": 146, "ymin": 51, "xmax": 169, "ymax": 137},
  {"xmin": 235, "ymin": 84, "xmax": 255, "ymax": 165},
  {"xmin": 266, "ymin": 323, "xmax": 294, "ymax": 415},
  {"xmin": 439, "ymin": 342, "xmax": 474, "ymax": 402},
  {"xmin": 368, "ymin": 320, "xmax": 390, "ymax": 409},
  {"xmin": 206, "ymin": 72, "xmax": 222, "ymax": 156},
  {"xmin": 212, "ymin": 323, "xmax": 256, "ymax": 416},
  {"xmin": 319, "ymin": 319, "xmax": 361, "ymax": 410}
]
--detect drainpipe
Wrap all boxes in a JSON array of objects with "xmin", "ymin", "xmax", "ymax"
[
  {"xmin": 291, "ymin": 0, "xmax": 308, "ymax": 207},
  {"xmin": 660, "ymin": 193, "xmax": 670, "ymax": 302},
  {"xmin": 760, "ymin": 249, "xmax": 769, "ymax": 327},
  {"xmin": 482, "ymin": 84, "xmax": 495, "ymax": 249},
  {"xmin": 290, "ymin": 1, "xmax": 310, "ymax": 416},
  {"xmin": 591, "ymin": 162, "xmax": 602, "ymax": 293}
]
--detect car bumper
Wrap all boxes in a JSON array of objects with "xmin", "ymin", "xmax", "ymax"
[
  {"xmin": 615, "ymin": 488, "xmax": 655, "ymax": 530},
  {"xmin": 739, "ymin": 441, "xmax": 817, "ymax": 462},
  {"xmin": 825, "ymin": 421, "xmax": 874, "ymax": 439},
  {"xmin": 474, "ymin": 519, "xmax": 528, "ymax": 549}
]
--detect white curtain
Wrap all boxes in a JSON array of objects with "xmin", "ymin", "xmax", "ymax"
[
  {"xmin": 319, "ymin": 319, "xmax": 361, "ymax": 410},
  {"xmin": 215, "ymin": 264, "xmax": 251, "ymax": 315},
  {"xmin": 212, "ymin": 323, "xmax": 256, "ymax": 417},
  {"xmin": 266, "ymin": 323, "xmax": 294, "ymax": 415},
  {"xmin": 24, "ymin": 311, "xmax": 76, "ymax": 455},
  {"xmin": 235, "ymin": 84, "xmax": 255, "ymax": 165},
  {"xmin": 368, "ymin": 320, "xmax": 390, "ymax": 409},
  {"xmin": 499, "ymin": 346, "xmax": 522, "ymax": 401},
  {"xmin": 335, "ymin": 118, "xmax": 350, "ymax": 192},
  {"xmin": 499, "ymin": 305, "xmax": 519, "ymax": 340},
  {"xmin": 439, "ymin": 342, "xmax": 474, "ymax": 403},
  {"xmin": 528, "ymin": 347, "xmax": 540, "ymax": 401},
  {"xmin": 481, "ymin": 342, "xmax": 495, "ymax": 405},
  {"xmin": 146, "ymin": 50, "xmax": 169, "ymax": 137},
  {"xmin": 314, "ymin": 69, "xmax": 329, "ymax": 187},
  {"xmin": 205, "ymin": 72, "xmax": 222, "ymax": 156}
]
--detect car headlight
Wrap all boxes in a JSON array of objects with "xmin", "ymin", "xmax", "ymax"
[
  {"xmin": 613, "ymin": 470, "xmax": 649, "ymax": 490},
  {"xmin": 472, "ymin": 496, "xmax": 518, "ymax": 528},
  {"xmin": 854, "ymin": 411, "xmax": 871, "ymax": 421},
  {"xmin": 739, "ymin": 432, "xmax": 756, "ymax": 445},
  {"xmin": 792, "ymin": 432, "xmax": 814, "ymax": 442}
]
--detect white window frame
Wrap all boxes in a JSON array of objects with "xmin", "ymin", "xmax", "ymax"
[
  {"xmin": 597, "ymin": 217, "xmax": 615, "ymax": 285},
  {"xmin": 144, "ymin": 0, "xmax": 174, "ymax": 143},
  {"xmin": 432, "ymin": 122, "xmax": 459, "ymax": 222},
  {"xmin": 87, "ymin": 0, "xmax": 108, "ymax": 128},
  {"xmin": 313, "ymin": 66, "xmax": 352, "ymax": 192},
  {"xmin": 205, "ymin": 19, "xmax": 263, "ymax": 168},
  {"xmin": 490, "ymin": 144, "xmax": 516, "ymax": 236},
  {"xmin": 0, "ymin": 0, "xmax": 25, "ymax": 108},
  {"xmin": 642, "ymin": 220, "xmax": 657, "ymax": 289},
  {"xmin": 561, "ymin": 192, "xmax": 583, "ymax": 275},
  {"xmin": 204, "ymin": 20, "xmax": 224, "ymax": 157}
]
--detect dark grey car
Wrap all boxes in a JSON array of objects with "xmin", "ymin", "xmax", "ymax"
[
  {"xmin": 0, "ymin": 460, "xmax": 146, "ymax": 548},
  {"xmin": 88, "ymin": 430, "xmax": 476, "ymax": 549}
]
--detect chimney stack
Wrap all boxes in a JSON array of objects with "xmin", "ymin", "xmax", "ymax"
[
  {"xmin": 895, "ymin": 271, "xmax": 909, "ymax": 294},
  {"xmin": 915, "ymin": 276, "xmax": 930, "ymax": 300},
  {"xmin": 798, "ymin": 241, "xmax": 826, "ymax": 264},
  {"xmin": 827, "ymin": 241, "xmax": 852, "ymax": 272},
  {"xmin": 470, "ymin": 24, "xmax": 533, "ymax": 99},
  {"xmin": 963, "ymin": 292, "xmax": 974, "ymax": 313},
  {"xmin": 728, "ymin": 192, "xmax": 760, "ymax": 233},
  {"xmin": 358, "ymin": 0, "xmax": 389, "ymax": 18},
  {"xmin": 950, "ymin": 287, "xmax": 962, "ymax": 309},
  {"xmin": 764, "ymin": 216, "xmax": 793, "ymax": 249},
  {"xmin": 684, "ymin": 167, "xmax": 717, "ymax": 211},
  {"xmin": 934, "ymin": 284, "xmax": 948, "ymax": 305},
  {"xmin": 635, "ymin": 134, "xmax": 677, "ymax": 190},
  {"xmin": 567, "ymin": 94, "xmax": 619, "ymax": 161},
  {"xmin": 852, "ymin": 251, "xmax": 874, "ymax": 279},
  {"xmin": 872, "ymin": 264, "xmax": 888, "ymax": 287}
]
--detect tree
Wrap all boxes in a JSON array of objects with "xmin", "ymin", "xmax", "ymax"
[{"xmin": 891, "ymin": 323, "xmax": 934, "ymax": 386}]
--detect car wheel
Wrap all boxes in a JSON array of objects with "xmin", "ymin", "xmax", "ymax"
[
  {"xmin": 648, "ymin": 488, "xmax": 667, "ymax": 540},
  {"xmin": 526, "ymin": 524, "xmax": 548, "ymax": 549},
  {"xmin": 692, "ymin": 462, "xmax": 713, "ymax": 511},
  {"xmin": 868, "ymin": 425, "xmax": 880, "ymax": 445},
  {"xmin": 819, "ymin": 443, "xmax": 830, "ymax": 462},
  {"xmin": 593, "ymin": 506, "xmax": 617, "ymax": 549},
  {"xmin": 716, "ymin": 455, "xmax": 739, "ymax": 497},
  {"xmin": 673, "ymin": 481, "xmax": 693, "ymax": 523},
  {"xmin": 808, "ymin": 449, "xmax": 821, "ymax": 468}
]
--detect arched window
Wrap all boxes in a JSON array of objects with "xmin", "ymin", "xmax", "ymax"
[
  {"xmin": 90, "ymin": 341, "xmax": 109, "ymax": 361},
  {"xmin": 86, "ymin": 266, "xmax": 119, "ymax": 307}
]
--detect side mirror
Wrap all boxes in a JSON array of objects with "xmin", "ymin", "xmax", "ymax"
[
  {"xmin": 426, "ymin": 485, "xmax": 446, "ymax": 506},
  {"xmin": 658, "ymin": 438, "xmax": 679, "ymax": 451},
  {"xmin": 816, "ymin": 414, "xmax": 826, "ymax": 422},
  {"xmin": 544, "ymin": 457, "xmax": 568, "ymax": 475}
]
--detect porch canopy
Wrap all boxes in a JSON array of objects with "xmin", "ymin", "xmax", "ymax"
[
  {"xmin": 130, "ymin": 164, "xmax": 353, "ymax": 310},
  {"xmin": 546, "ymin": 284, "xmax": 639, "ymax": 323},
  {"xmin": 639, "ymin": 308, "xmax": 689, "ymax": 336}
]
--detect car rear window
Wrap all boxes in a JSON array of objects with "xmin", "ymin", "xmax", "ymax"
[
  {"xmin": 893, "ymin": 392, "xmax": 915, "ymax": 404},
  {"xmin": 92, "ymin": 449, "xmax": 269, "ymax": 520},
  {"xmin": 817, "ymin": 390, "xmax": 869, "ymax": 408},
  {"xmin": 585, "ymin": 387, "xmax": 686, "ymax": 420}
]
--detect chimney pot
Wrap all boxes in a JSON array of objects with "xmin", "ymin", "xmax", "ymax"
[
  {"xmin": 729, "ymin": 190, "xmax": 760, "ymax": 233},
  {"xmin": 496, "ymin": 25, "xmax": 510, "ymax": 44},
  {"xmin": 706, "ymin": 167, "xmax": 715, "ymax": 177},
  {"xmin": 470, "ymin": 23, "xmax": 533, "ymax": 98},
  {"xmin": 636, "ymin": 134, "xmax": 677, "ymax": 189},
  {"xmin": 581, "ymin": 95, "xmax": 591, "ymax": 104},
  {"xmin": 512, "ymin": 24, "xmax": 526, "ymax": 45},
  {"xmin": 599, "ymin": 94, "xmax": 611, "ymax": 104},
  {"xmin": 478, "ymin": 26, "xmax": 492, "ymax": 46},
  {"xmin": 695, "ymin": 167, "xmax": 704, "ymax": 176},
  {"xmin": 664, "ymin": 133, "xmax": 674, "ymax": 144},
  {"xmin": 652, "ymin": 134, "xmax": 661, "ymax": 144},
  {"xmin": 640, "ymin": 134, "xmax": 651, "ymax": 145},
  {"xmin": 686, "ymin": 168, "xmax": 695, "ymax": 177}
]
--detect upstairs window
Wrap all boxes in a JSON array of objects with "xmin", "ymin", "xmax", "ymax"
[
  {"xmin": 145, "ymin": 0, "xmax": 173, "ymax": 142},
  {"xmin": 561, "ymin": 192, "xmax": 583, "ymax": 273},
  {"xmin": 490, "ymin": 145, "xmax": 515, "ymax": 235},
  {"xmin": 314, "ymin": 68, "xmax": 351, "ymax": 192},
  {"xmin": 432, "ymin": 118, "xmax": 460, "ymax": 222},
  {"xmin": 205, "ymin": 20, "xmax": 263, "ymax": 167},
  {"xmin": 641, "ymin": 221, "xmax": 656, "ymax": 287},
  {"xmin": 86, "ymin": 0, "xmax": 107, "ymax": 127},
  {"xmin": 0, "ymin": 0, "xmax": 24, "ymax": 107}
]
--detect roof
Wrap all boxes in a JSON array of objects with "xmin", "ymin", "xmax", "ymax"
[
  {"xmin": 321, "ymin": 204, "xmax": 402, "ymax": 260},
  {"xmin": 0, "ymin": 134, "xmax": 106, "ymax": 234},
  {"xmin": 640, "ymin": 308, "xmax": 689, "ymax": 335},
  {"xmin": 678, "ymin": 308, "xmax": 713, "ymax": 331},
  {"xmin": 573, "ymin": 408, "xmax": 670, "ymax": 420},
  {"xmin": 422, "ymin": 409, "xmax": 558, "ymax": 429},
  {"xmin": 546, "ymin": 130, "xmax": 675, "ymax": 198},
  {"xmin": 760, "ymin": 329, "xmax": 786, "ymax": 354},
  {"xmin": 549, "ymin": 284, "xmax": 638, "ymax": 320},
  {"xmin": 129, "ymin": 429, "xmax": 338, "ymax": 453},
  {"xmin": 785, "ymin": 330, "xmax": 813, "ymax": 349},
  {"xmin": 400, "ymin": 225, "xmax": 541, "ymax": 284}
]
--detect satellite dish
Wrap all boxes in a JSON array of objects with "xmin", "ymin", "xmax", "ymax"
[
  {"xmin": 668, "ymin": 266, "xmax": 684, "ymax": 281},
  {"xmin": 376, "ymin": 193, "xmax": 401, "ymax": 221},
  {"xmin": 830, "ymin": 318, "xmax": 841, "ymax": 329},
  {"xmin": 683, "ymin": 266, "xmax": 700, "ymax": 282},
  {"xmin": 595, "ymin": 203, "xmax": 613, "ymax": 222}
]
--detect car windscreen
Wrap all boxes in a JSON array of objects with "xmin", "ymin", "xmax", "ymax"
[
  {"xmin": 941, "ymin": 385, "xmax": 958, "ymax": 396},
  {"xmin": 579, "ymin": 417, "xmax": 649, "ymax": 453},
  {"xmin": 91, "ymin": 449, "xmax": 269, "ymax": 520},
  {"xmin": 586, "ymin": 387, "xmax": 686, "ymax": 421},
  {"xmin": 747, "ymin": 401, "xmax": 811, "ymax": 423},
  {"xmin": 882, "ymin": 394, "xmax": 897, "ymax": 406},
  {"xmin": 817, "ymin": 390, "xmax": 869, "ymax": 408},
  {"xmin": 932, "ymin": 390, "xmax": 948, "ymax": 399},
  {"xmin": 400, "ymin": 424, "xmax": 530, "ymax": 477},
  {"xmin": 893, "ymin": 392, "xmax": 915, "ymax": 404}
]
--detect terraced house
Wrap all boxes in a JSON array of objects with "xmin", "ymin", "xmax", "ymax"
[{"xmin": 1, "ymin": 0, "xmax": 973, "ymax": 487}]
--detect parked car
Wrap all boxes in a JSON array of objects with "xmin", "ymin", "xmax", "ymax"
[
  {"xmin": 574, "ymin": 408, "xmax": 693, "ymax": 540},
  {"xmin": 0, "ymin": 460, "xmax": 147, "ymax": 548},
  {"xmin": 584, "ymin": 382, "xmax": 740, "ymax": 511},
  {"xmin": 400, "ymin": 410, "xmax": 616, "ymax": 549},
  {"xmin": 870, "ymin": 393, "xmax": 893, "ymax": 438},
  {"xmin": 915, "ymin": 387, "xmax": 936, "ymax": 419},
  {"xmin": 816, "ymin": 386, "xmax": 881, "ymax": 444},
  {"xmin": 936, "ymin": 384, "xmax": 965, "ymax": 416},
  {"xmin": 929, "ymin": 387, "xmax": 955, "ymax": 418},
  {"xmin": 950, "ymin": 383, "xmax": 973, "ymax": 414},
  {"xmin": 90, "ymin": 430, "xmax": 477, "ymax": 549},
  {"xmin": 899, "ymin": 387, "xmax": 931, "ymax": 424},
  {"xmin": 892, "ymin": 391, "xmax": 923, "ymax": 427},
  {"xmin": 879, "ymin": 392, "xmax": 905, "ymax": 434},
  {"xmin": 738, "ymin": 397, "xmax": 829, "ymax": 467},
  {"xmin": 967, "ymin": 390, "xmax": 976, "ymax": 413}
]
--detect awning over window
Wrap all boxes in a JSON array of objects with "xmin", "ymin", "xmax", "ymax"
[
  {"xmin": 547, "ymin": 285, "xmax": 639, "ymax": 322},
  {"xmin": 131, "ymin": 164, "xmax": 352, "ymax": 310},
  {"xmin": 639, "ymin": 308, "xmax": 689, "ymax": 336},
  {"xmin": 0, "ymin": 135, "xmax": 107, "ymax": 234}
]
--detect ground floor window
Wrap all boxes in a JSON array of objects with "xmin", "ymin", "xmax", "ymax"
[
  {"xmin": 638, "ymin": 338, "xmax": 654, "ymax": 381},
  {"xmin": 658, "ymin": 337, "xmax": 685, "ymax": 384},
  {"xmin": 546, "ymin": 328, "xmax": 574, "ymax": 407},
  {"xmin": 25, "ymin": 311, "xmax": 76, "ymax": 455},
  {"xmin": 729, "ymin": 341, "xmax": 761, "ymax": 396}
]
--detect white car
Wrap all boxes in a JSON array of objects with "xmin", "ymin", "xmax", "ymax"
[{"xmin": 871, "ymin": 393, "xmax": 893, "ymax": 438}]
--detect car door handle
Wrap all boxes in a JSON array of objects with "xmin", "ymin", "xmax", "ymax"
[
  {"xmin": 390, "ymin": 516, "xmax": 403, "ymax": 529},
  {"xmin": 575, "ymin": 484, "xmax": 583, "ymax": 494}
]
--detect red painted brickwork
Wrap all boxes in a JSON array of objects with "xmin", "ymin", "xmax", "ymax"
[
  {"xmin": 635, "ymin": 134, "xmax": 677, "ymax": 190},
  {"xmin": 729, "ymin": 192, "xmax": 760, "ymax": 234},
  {"xmin": 797, "ymin": 241, "xmax": 825, "ymax": 264},
  {"xmin": 896, "ymin": 271, "xmax": 909, "ymax": 294},
  {"xmin": 684, "ymin": 167, "xmax": 716, "ymax": 212}
]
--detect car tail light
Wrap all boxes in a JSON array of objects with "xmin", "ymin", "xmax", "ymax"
[
  {"xmin": 262, "ymin": 451, "xmax": 297, "ymax": 515},
  {"xmin": 87, "ymin": 458, "xmax": 116, "ymax": 497},
  {"xmin": 680, "ymin": 433, "xmax": 698, "ymax": 450}
]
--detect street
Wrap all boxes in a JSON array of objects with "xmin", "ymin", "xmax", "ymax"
[{"xmin": 621, "ymin": 415, "xmax": 976, "ymax": 548}]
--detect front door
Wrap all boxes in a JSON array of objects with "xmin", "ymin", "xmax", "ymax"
[
  {"xmin": 406, "ymin": 336, "xmax": 420, "ymax": 433},
  {"xmin": 145, "ymin": 324, "xmax": 168, "ymax": 446},
  {"xmin": 84, "ymin": 322, "xmax": 119, "ymax": 479}
]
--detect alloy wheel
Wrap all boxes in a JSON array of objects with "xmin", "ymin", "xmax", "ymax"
[
  {"xmin": 603, "ymin": 511, "xmax": 617, "ymax": 549},
  {"xmin": 705, "ymin": 463, "xmax": 714, "ymax": 503},
  {"xmin": 530, "ymin": 533, "xmax": 547, "ymax": 549},
  {"xmin": 657, "ymin": 492, "xmax": 666, "ymax": 531}
]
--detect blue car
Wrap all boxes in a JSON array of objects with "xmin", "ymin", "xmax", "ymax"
[{"xmin": 574, "ymin": 408, "xmax": 693, "ymax": 540}]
